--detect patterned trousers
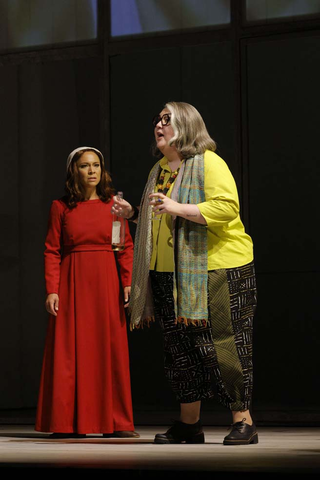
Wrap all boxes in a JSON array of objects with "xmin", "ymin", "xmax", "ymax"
[{"xmin": 150, "ymin": 262, "xmax": 257, "ymax": 412}]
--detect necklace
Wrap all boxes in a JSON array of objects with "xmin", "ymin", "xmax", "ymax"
[{"xmin": 156, "ymin": 167, "xmax": 180, "ymax": 196}]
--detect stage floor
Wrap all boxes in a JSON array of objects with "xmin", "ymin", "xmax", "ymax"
[{"xmin": 0, "ymin": 425, "xmax": 319, "ymax": 477}]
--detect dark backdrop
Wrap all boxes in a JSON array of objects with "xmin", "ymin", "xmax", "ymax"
[
  {"xmin": 0, "ymin": 8, "xmax": 319, "ymax": 426},
  {"xmin": 0, "ymin": 56, "xmax": 102, "ymax": 409}
]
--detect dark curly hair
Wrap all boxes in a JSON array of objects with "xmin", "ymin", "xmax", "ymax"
[{"xmin": 65, "ymin": 149, "xmax": 114, "ymax": 208}]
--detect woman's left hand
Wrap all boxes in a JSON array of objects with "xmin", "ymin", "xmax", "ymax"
[
  {"xmin": 123, "ymin": 286, "xmax": 131, "ymax": 308},
  {"xmin": 149, "ymin": 193, "xmax": 182, "ymax": 217}
]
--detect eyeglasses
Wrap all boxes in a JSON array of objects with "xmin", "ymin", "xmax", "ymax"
[{"xmin": 152, "ymin": 113, "xmax": 171, "ymax": 127}]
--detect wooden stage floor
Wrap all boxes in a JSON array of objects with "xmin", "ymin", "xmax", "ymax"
[{"xmin": 0, "ymin": 425, "xmax": 319, "ymax": 478}]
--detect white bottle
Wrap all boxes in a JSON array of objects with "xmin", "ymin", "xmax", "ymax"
[{"xmin": 112, "ymin": 191, "xmax": 125, "ymax": 251}]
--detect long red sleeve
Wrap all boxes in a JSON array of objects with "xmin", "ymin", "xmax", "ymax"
[
  {"xmin": 44, "ymin": 200, "xmax": 64, "ymax": 295},
  {"xmin": 116, "ymin": 220, "xmax": 134, "ymax": 287}
]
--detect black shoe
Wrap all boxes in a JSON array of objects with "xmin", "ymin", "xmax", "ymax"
[
  {"xmin": 223, "ymin": 418, "xmax": 258, "ymax": 445},
  {"xmin": 49, "ymin": 433, "xmax": 86, "ymax": 439},
  {"xmin": 154, "ymin": 420, "xmax": 205, "ymax": 444},
  {"xmin": 103, "ymin": 431, "xmax": 140, "ymax": 438}
]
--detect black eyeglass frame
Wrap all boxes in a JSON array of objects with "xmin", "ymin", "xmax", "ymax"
[{"xmin": 152, "ymin": 113, "xmax": 171, "ymax": 127}]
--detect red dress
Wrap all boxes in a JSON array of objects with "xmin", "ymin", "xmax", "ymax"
[{"xmin": 35, "ymin": 197, "xmax": 135, "ymax": 434}]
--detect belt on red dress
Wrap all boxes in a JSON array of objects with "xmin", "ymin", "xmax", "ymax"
[{"xmin": 63, "ymin": 244, "xmax": 113, "ymax": 254}]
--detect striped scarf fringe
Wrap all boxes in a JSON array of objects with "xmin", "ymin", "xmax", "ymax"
[{"xmin": 176, "ymin": 317, "xmax": 208, "ymax": 327}]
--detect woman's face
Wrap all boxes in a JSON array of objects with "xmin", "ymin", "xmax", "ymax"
[
  {"xmin": 154, "ymin": 108, "xmax": 175, "ymax": 155},
  {"xmin": 76, "ymin": 151, "xmax": 101, "ymax": 190}
]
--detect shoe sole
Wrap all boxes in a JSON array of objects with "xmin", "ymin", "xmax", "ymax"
[
  {"xmin": 154, "ymin": 433, "xmax": 205, "ymax": 444},
  {"xmin": 223, "ymin": 433, "xmax": 259, "ymax": 445}
]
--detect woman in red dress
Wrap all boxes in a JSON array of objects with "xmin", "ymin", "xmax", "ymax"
[{"xmin": 35, "ymin": 146, "xmax": 139, "ymax": 438}]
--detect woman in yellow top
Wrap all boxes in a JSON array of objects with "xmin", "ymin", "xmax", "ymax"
[{"xmin": 112, "ymin": 101, "xmax": 258, "ymax": 446}]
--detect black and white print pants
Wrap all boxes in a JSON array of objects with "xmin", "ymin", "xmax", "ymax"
[{"xmin": 150, "ymin": 262, "xmax": 257, "ymax": 412}]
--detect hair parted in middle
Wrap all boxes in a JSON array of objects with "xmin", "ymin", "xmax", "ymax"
[
  {"xmin": 153, "ymin": 101, "xmax": 216, "ymax": 159},
  {"xmin": 65, "ymin": 148, "xmax": 115, "ymax": 208}
]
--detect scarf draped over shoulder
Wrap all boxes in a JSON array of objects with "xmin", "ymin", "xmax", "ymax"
[{"xmin": 128, "ymin": 154, "xmax": 208, "ymax": 329}]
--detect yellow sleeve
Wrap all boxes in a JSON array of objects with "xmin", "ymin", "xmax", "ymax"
[{"xmin": 197, "ymin": 151, "xmax": 239, "ymax": 227}]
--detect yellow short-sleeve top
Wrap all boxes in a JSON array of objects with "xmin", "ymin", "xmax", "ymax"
[{"xmin": 149, "ymin": 150, "xmax": 253, "ymax": 272}]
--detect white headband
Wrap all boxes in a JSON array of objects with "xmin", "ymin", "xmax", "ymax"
[{"xmin": 66, "ymin": 146, "xmax": 104, "ymax": 171}]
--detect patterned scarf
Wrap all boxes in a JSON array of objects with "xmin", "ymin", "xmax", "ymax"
[{"xmin": 129, "ymin": 154, "xmax": 208, "ymax": 329}]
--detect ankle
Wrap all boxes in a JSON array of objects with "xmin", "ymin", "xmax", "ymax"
[
  {"xmin": 232, "ymin": 412, "xmax": 253, "ymax": 426},
  {"xmin": 180, "ymin": 401, "xmax": 201, "ymax": 426},
  {"xmin": 180, "ymin": 417, "xmax": 200, "ymax": 425}
]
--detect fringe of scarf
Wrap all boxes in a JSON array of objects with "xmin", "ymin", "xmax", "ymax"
[{"xmin": 176, "ymin": 317, "xmax": 208, "ymax": 327}]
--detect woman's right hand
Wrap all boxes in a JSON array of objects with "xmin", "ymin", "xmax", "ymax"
[
  {"xmin": 45, "ymin": 293, "xmax": 59, "ymax": 316},
  {"xmin": 111, "ymin": 195, "xmax": 134, "ymax": 219}
]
